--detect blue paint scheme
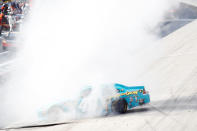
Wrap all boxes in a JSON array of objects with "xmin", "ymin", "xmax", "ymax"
[{"xmin": 105, "ymin": 83, "xmax": 150, "ymax": 113}]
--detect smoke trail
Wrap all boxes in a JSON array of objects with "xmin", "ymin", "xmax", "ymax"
[{"xmin": 0, "ymin": 0, "xmax": 179, "ymax": 128}]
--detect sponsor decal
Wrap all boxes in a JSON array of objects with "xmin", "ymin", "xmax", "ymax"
[{"xmin": 120, "ymin": 91, "xmax": 138, "ymax": 96}]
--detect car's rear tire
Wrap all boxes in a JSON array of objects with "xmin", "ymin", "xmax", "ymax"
[
  {"xmin": 139, "ymin": 99, "xmax": 145, "ymax": 105},
  {"xmin": 112, "ymin": 98, "xmax": 127, "ymax": 114}
]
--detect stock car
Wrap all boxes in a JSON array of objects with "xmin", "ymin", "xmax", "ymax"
[
  {"xmin": 38, "ymin": 84, "xmax": 150, "ymax": 119},
  {"xmin": 106, "ymin": 83, "xmax": 150, "ymax": 113}
]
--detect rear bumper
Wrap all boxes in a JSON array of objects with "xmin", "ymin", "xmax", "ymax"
[{"xmin": 143, "ymin": 94, "xmax": 150, "ymax": 104}]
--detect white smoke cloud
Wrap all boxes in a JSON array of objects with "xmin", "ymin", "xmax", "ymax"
[{"xmin": 0, "ymin": 0, "xmax": 179, "ymax": 128}]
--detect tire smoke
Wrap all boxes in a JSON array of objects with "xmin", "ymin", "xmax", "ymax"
[{"xmin": 0, "ymin": 0, "xmax": 178, "ymax": 128}]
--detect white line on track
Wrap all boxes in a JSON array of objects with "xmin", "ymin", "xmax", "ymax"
[
  {"xmin": 0, "ymin": 59, "xmax": 16, "ymax": 67},
  {"xmin": 0, "ymin": 51, "xmax": 9, "ymax": 56}
]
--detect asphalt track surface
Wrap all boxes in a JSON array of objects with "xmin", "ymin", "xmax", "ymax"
[
  {"xmin": 181, "ymin": 0, "xmax": 197, "ymax": 7},
  {"xmin": 1, "ymin": 2, "xmax": 197, "ymax": 131},
  {"xmin": 0, "ymin": 52, "xmax": 16, "ymax": 76}
]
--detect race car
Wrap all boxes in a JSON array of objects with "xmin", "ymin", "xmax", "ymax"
[
  {"xmin": 78, "ymin": 83, "xmax": 150, "ymax": 114},
  {"xmin": 105, "ymin": 83, "xmax": 150, "ymax": 113},
  {"xmin": 38, "ymin": 83, "xmax": 150, "ymax": 120}
]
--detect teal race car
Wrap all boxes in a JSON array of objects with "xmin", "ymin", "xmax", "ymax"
[
  {"xmin": 38, "ymin": 83, "xmax": 150, "ymax": 119},
  {"xmin": 105, "ymin": 83, "xmax": 150, "ymax": 114}
]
